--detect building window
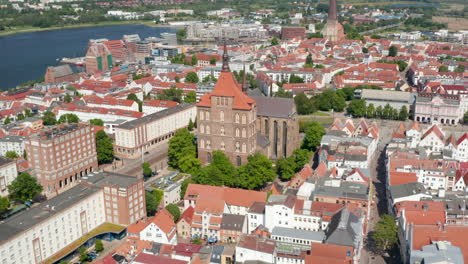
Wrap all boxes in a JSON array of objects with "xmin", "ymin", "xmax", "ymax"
[
  {"xmin": 283, "ymin": 121, "xmax": 288, "ymax": 157},
  {"xmin": 235, "ymin": 114, "xmax": 240, "ymax": 123},
  {"xmin": 220, "ymin": 111, "xmax": 224, "ymax": 122},
  {"xmin": 221, "ymin": 141, "xmax": 225, "ymax": 150},
  {"xmin": 242, "ymin": 128, "xmax": 246, "ymax": 138},
  {"xmin": 207, "ymin": 152, "xmax": 212, "ymax": 163},
  {"xmin": 207, "ymin": 140, "xmax": 211, "ymax": 149},
  {"xmin": 206, "ymin": 126, "xmax": 211, "ymax": 135},
  {"xmin": 242, "ymin": 143, "xmax": 247, "ymax": 153},
  {"xmin": 236, "ymin": 128, "xmax": 240, "ymax": 137},
  {"xmin": 206, "ymin": 111, "xmax": 210, "ymax": 120},
  {"xmin": 242, "ymin": 114, "xmax": 247, "ymax": 124},
  {"xmin": 200, "ymin": 111, "xmax": 204, "ymax": 120},
  {"xmin": 200, "ymin": 125, "xmax": 205, "ymax": 134},
  {"xmin": 220, "ymin": 126, "xmax": 225, "ymax": 136},
  {"xmin": 274, "ymin": 121, "xmax": 278, "ymax": 157},
  {"xmin": 235, "ymin": 142, "xmax": 240, "ymax": 152},
  {"xmin": 200, "ymin": 140, "xmax": 205, "ymax": 149},
  {"xmin": 265, "ymin": 119, "xmax": 269, "ymax": 139}
]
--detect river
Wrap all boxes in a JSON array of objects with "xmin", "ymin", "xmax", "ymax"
[{"xmin": 0, "ymin": 24, "xmax": 175, "ymax": 90}]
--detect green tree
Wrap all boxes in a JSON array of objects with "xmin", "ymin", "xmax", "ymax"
[
  {"xmin": 0, "ymin": 197, "xmax": 10, "ymax": 214},
  {"xmin": 146, "ymin": 191, "xmax": 158, "ymax": 216},
  {"xmin": 399, "ymin": 106, "xmax": 408, "ymax": 120},
  {"xmin": 188, "ymin": 119, "xmax": 194, "ymax": 131},
  {"xmin": 157, "ymin": 87, "xmax": 183, "ymax": 102},
  {"xmin": 274, "ymin": 88, "xmax": 293, "ymax": 98},
  {"xmin": 176, "ymin": 28, "xmax": 186, "ymax": 41},
  {"xmin": 289, "ymin": 74, "xmax": 304, "ymax": 83},
  {"xmin": 3, "ymin": 116, "xmax": 10, "ymax": 125},
  {"xmin": 95, "ymin": 239, "xmax": 104, "ymax": 253},
  {"xmin": 362, "ymin": 47, "xmax": 368, "ymax": 53},
  {"xmin": 17, "ymin": 113, "xmax": 25, "ymax": 121},
  {"xmin": 64, "ymin": 93, "xmax": 72, "ymax": 103},
  {"xmin": 236, "ymin": 153, "xmax": 275, "ymax": 190},
  {"xmin": 438, "ymin": 65, "xmax": 449, "ymax": 72},
  {"xmin": 96, "ymin": 130, "xmax": 114, "ymax": 164},
  {"xmin": 271, "ymin": 36, "xmax": 279, "ymax": 46},
  {"xmin": 276, "ymin": 158, "xmax": 296, "ymax": 181},
  {"xmin": 142, "ymin": 162, "xmax": 152, "ymax": 177},
  {"xmin": 191, "ymin": 238, "xmax": 203, "ymax": 245},
  {"xmin": 382, "ymin": 104, "xmax": 393, "ymax": 119},
  {"xmin": 194, "ymin": 165, "xmax": 224, "ymax": 186},
  {"xmin": 58, "ymin": 113, "xmax": 79, "ymax": 124},
  {"xmin": 372, "ymin": 214, "xmax": 398, "ymax": 251},
  {"xmin": 127, "ymin": 93, "xmax": 141, "ymax": 103},
  {"xmin": 454, "ymin": 65, "xmax": 465, "ymax": 73},
  {"xmin": 89, "ymin": 119, "xmax": 104, "ymax": 126},
  {"xmin": 464, "ymin": 111, "xmax": 468, "ymax": 124},
  {"xmin": 302, "ymin": 122, "xmax": 326, "ymax": 152},
  {"xmin": 8, "ymin": 172, "xmax": 43, "ymax": 202},
  {"xmin": 178, "ymin": 156, "xmax": 201, "ymax": 175},
  {"xmin": 165, "ymin": 204, "xmax": 181, "ymax": 222},
  {"xmin": 294, "ymin": 93, "xmax": 316, "ymax": 115},
  {"xmin": 191, "ymin": 55, "xmax": 198, "ymax": 66},
  {"xmin": 304, "ymin": 53, "xmax": 314, "ymax": 68},
  {"xmin": 185, "ymin": 72, "xmax": 199, "ymax": 83},
  {"xmin": 25, "ymin": 109, "xmax": 32, "ymax": 118},
  {"xmin": 168, "ymin": 129, "xmax": 196, "ymax": 170},
  {"xmin": 79, "ymin": 247, "xmax": 89, "ymax": 263},
  {"xmin": 210, "ymin": 56, "xmax": 216, "ymax": 65},
  {"xmin": 388, "ymin": 45, "xmax": 398, "ymax": 57},
  {"xmin": 184, "ymin": 91, "xmax": 197, "ymax": 103},
  {"xmin": 180, "ymin": 178, "xmax": 193, "ymax": 199},
  {"xmin": 5, "ymin": 151, "xmax": 19, "ymax": 159},
  {"xmin": 376, "ymin": 105, "xmax": 383, "ymax": 118},
  {"xmin": 347, "ymin": 99, "xmax": 367, "ymax": 118},
  {"xmin": 366, "ymin": 103, "xmax": 375, "ymax": 118}
]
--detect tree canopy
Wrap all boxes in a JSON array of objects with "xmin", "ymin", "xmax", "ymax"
[
  {"xmin": 184, "ymin": 91, "xmax": 197, "ymax": 103},
  {"xmin": 277, "ymin": 148, "xmax": 311, "ymax": 181},
  {"xmin": 271, "ymin": 36, "xmax": 279, "ymax": 46},
  {"xmin": 166, "ymin": 204, "xmax": 181, "ymax": 222},
  {"xmin": 185, "ymin": 72, "xmax": 199, "ymax": 83},
  {"xmin": 96, "ymin": 130, "xmax": 114, "ymax": 164},
  {"xmin": 42, "ymin": 111, "xmax": 56, "ymax": 126},
  {"xmin": 388, "ymin": 45, "xmax": 398, "ymax": 57},
  {"xmin": 372, "ymin": 214, "xmax": 398, "ymax": 251},
  {"xmin": 58, "ymin": 113, "xmax": 79, "ymax": 124},
  {"xmin": 5, "ymin": 151, "xmax": 19, "ymax": 159},
  {"xmin": 89, "ymin": 119, "xmax": 104, "ymax": 126},
  {"xmin": 302, "ymin": 122, "xmax": 326, "ymax": 152},
  {"xmin": 142, "ymin": 162, "xmax": 152, "ymax": 178},
  {"xmin": 8, "ymin": 172, "xmax": 43, "ymax": 202},
  {"xmin": 168, "ymin": 129, "xmax": 197, "ymax": 171},
  {"xmin": 0, "ymin": 197, "xmax": 10, "ymax": 214}
]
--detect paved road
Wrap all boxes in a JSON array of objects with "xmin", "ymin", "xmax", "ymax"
[
  {"xmin": 106, "ymin": 141, "xmax": 169, "ymax": 177},
  {"xmin": 360, "ymin": 22, "xmax": 403, "ymax": 35}
]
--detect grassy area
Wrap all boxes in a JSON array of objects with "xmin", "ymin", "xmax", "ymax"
[
  {"xmin": 0, "ymin": 20, "xmax": 159, "ymax": 37},
  {"xmin": 43, "ymin": 223, "xmax": 125, "ymax": 264},
  {"xmin": 347, "ymin": 1, "xmax": 438, "ymax": 6}
]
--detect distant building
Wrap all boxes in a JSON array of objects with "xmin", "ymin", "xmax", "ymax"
[
  {"xmin": 24, "ymin": 123, "xmax": 98, "ymax": 196},
  {"xmin": 85, "ymin": 43, "xmax": 114, "ymax": 74},
  {"xmin": 321, "ymin": 0, "xmax": 345, "ymax": 42},
  {"xmin": 114, "ymin": 103, "xmax": 196, "ymax": 158},
  {"xmin": 281, "ymin": 26, "xmax": 306, "ymax": 40},
  {"xmin": 44, "ymin": 65, "xmax": 79, "ymax": 83}
]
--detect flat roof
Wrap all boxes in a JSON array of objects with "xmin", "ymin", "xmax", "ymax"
[
  {"xmin": 116, "ymin": 103, "xmax": 194, "ymax": 130},
  {"xmin": 0, "ymin": 184, "xmax": 101, "ymax": 244},
  {"xmin": 272, "ymin": 226, "xmax": 325, "ymax": 242},
  {"xmin": 83, "ymin": 171, "xmax": 139, "ymax": 188}
]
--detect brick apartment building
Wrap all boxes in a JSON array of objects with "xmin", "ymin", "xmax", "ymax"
[
  {"xmin": 25, "ymin": 123, "xmax": 98, "ymax": 196},
  {"xmin": 85, "ymin": 42, "xmax": 114, "ymax": 74},
  {"xmin": 44, "ymin": 64, "xmax": 80, "ymax": 84},
  {"xmin": 281, "ymin": 26, "xmax": 306, "ymax": 40}
]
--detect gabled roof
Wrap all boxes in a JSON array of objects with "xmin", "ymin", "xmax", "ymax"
[
  {"xmin": 194, "ymin": 199, "xmax": 225, "ymax": 215},
  {"xmin": 178, "ymin": 206, "xmax": 195, "ymax": 225},
  {"xmin": 457, "ymin": 133, "xmax": 468, "ymax": 146},
  {"xmin": 184, "ymin": 184, "xmax": 267, "ymax": 208},
  {"xmin": 325, "ymin": 207, "xmax": 362, "ymax": 249},
  {"xmin": 150, "ymin": 209, "xmax": 176, "ymax": 235},
  {"xmin": 197, "ymin": 71, "xmax": 255, "ymax": 110},
  {"xmin": 306, "ymin": 242, "xmax": 354, "ymax": 264},
  {"xmin": 421, "ymin": 124, "xmax": 444, "ymax": 142}
]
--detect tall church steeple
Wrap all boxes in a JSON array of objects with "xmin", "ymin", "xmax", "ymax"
[
  {"xmin": 221, "ymin": 39, "xmax": 230, "ymax": 72},
  {"xmin": 242, "ymin": 64, "xmax": 248, "ymax": 94},
  {"xmin": 328, "ymin": 0, "xmax": 338, "ymax": 21}
]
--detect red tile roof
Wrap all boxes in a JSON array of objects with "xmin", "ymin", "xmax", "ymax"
[
  {"xmin": 389, "ymin": 172, "xmax": 418, "ymax": 186},
  {"xmin": 237, "ymin": 235, "xmax": 276, "ymax": 254},
  {"xmin": 178, "ymin": 206, "xmax": 195, "ymax": 224},
  {"xmin": 305, "ymin": 242, "xmax": 354, "ymax": 264},
  {"xmin": 194, "ymin": 199, "xmax": 225, "ymax": 214},
  {"xmin": 412, "ymin": 225, "xmax": 468, "ymax": 263},
  {"xmin": 185, "ymin": 184, "xmax": 267, "ymax": 208},
  {"xmin": 197, "ymin": 71, "xmax": 255, "ymax": 110},
  {"xmin": 143, "ymin": 99, "xmax": 178, "ymax": 108},
  {"xmin": 133, "ymin": 253, "xmax": 187, "ymax": 264}
]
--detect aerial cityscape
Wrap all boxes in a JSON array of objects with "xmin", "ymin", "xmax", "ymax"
[{"xmin": 0, "ymin": 0, "xmax": 467, "ymax": 263}]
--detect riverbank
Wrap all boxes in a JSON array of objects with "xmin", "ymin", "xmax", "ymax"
[{"xmin": 0, "ymin": 20, "xmax": 177, "ymax": 37}]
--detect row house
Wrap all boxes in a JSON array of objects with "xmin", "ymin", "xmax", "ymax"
[
  {"xmin": 184, "ymin": 184, "xmax": 267, "ymax": 216},
  {"xmin": 127, "ymin": 209, "xmax": 177, "ymax": 245},
  {"xmin": 82, "ymin": 94, "xmax": 139, "ymax": 112}
]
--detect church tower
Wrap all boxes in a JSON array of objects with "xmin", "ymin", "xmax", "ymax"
[
  {"xmin": 321, "ymin": 0, "xmax": 345, "ymax": 42},
  {"xmin": 196, "ymin": 42, "xmax": 257, "ymax": 166}
]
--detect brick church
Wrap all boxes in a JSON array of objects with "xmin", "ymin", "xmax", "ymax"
[{"xmin": 196, "ymin": 44, "xmax": 300, "ymax": 166}]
